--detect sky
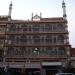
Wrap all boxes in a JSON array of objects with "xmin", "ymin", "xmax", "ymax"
[{"xmin": 0, "ymin": 0, "xmax": 75, "ymax": 47}]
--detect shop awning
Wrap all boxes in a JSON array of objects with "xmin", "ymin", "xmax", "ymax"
[{"xmin": 42, "ymin": 62, "xmax": 62, "ymax": 66}]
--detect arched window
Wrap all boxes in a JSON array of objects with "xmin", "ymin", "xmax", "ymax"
[
  {"xmin": 16, "ymin": 36, "xmax": 20, "ymax": 44},
  {"xmin": 21, "ymin": 24, "xmax": 27, "ymax": 31},
  {"xmin": 20, "ymin": 47, "xmax": 27, "ymax": 56},
  {"xmin": 45, "ymin": 24, "xmax": 52, "ymax": 31},
  {"xmin": 46, "ymin": 35, "xmax": 52, "ymax": 44},
  {"xmin": 58, "ymin": 47, "xmax": 66, "ymax": 55},
  {"xmin": 52, "ymin": 24, "xmax": 57, "ymax": 31},
  {"xmin": 9, "ymin": 35, "xmax": 15, "ymax": 41},
  {"xmin": 46, "ymin": 47, "xmax": 57, "ymax": 56},
  {"xmin": 0, "ymin": 26, "xmax": 5, "ymax": 33},
  {"xmin": 14, "ymin": 47, "xmax": 25, "ymax": 55},
  {"xmin": 46, "ymin": 47, "xmax": 53, "ymax": 56},
  {"xmin": 29, "ymin": 25, "xmax": 31, "ymax": 31},
  {"xmin": 58, "ymin": 35, "xmax": 64, "ymax": 43},
  {"xmin": 7, "ymin": 47, "xmax": 14, "ymax": 56},
  {"xmin": 32, "ymin": 24, "xmax": 40, "ymax": 32},
  {"xmin": 17, "ymin": 25, "xmax": 21, "ymax": 31},
  {"xmin": 20, "ymin": 35, "xmax": 27, "ymax": 44},
  {"xmin": 58, "ymin": 24, "xmax": 65, "ymax": 31},
  {"xmin": 33, "ymin": 35, "xmax": 40, "ymax": 44},
  {"xmin": 0, "ymin": 50, "xmax": 3, "ymax": 59},
  {"xmin": 14, "ymin": 47, "xmax": 19, "ymax": 55},
  {"xmin": 9, "ymin": 24, "xmax": 16, "ymax": 32}
]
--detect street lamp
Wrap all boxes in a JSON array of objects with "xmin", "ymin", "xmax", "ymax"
[
  {"xmin": 0, "ymin": 42, "xmax": 6, "ymax": 63},
  {"xmin": 33, "ymin": 48, "xmax": 39, "ymax": 56},
  {"xmin": 4, "ymin": 64, "xmax": 10, "ymax": 75},
  {"xmin": 3, "ymin": 39, "xmax": 11, "ymax": 63},
  {"xmin": 3, "ymin": 39, "xmax": 11, "ymax": 75},
  {"xmin": 3, "ymin": 47, "xmax": 7, "ymax": 63},
  {"xmin": 67, "ymin": 47, "xmax": 71, "ymax": 63}
]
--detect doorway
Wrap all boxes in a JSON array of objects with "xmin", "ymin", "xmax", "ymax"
[{"xmin": 25, "ymin": 68, "xmax": 41, "ymax": 75}]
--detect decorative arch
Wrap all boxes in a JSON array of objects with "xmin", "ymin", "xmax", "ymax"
[
  {"xmin": 20, "ymin": 35, "xmax": 27, "ymax": 43},
  {"xmin": 58, "ymin": 47, "xmax": 66, "ymax": 55},
  {"xmin": 57, "ymin": 24, "xmax": 65, "ymax": 31},
  {"xmin": 46, "ymin": 35, "xmax": 52, "ymax": 44},
  {"xmin": 58, "ymin": 35, "xmax": 64, "ymax": 43},
  {"xmin": 32, "ymin": 24, "xmax": 40, "ymax": 32},
  {"xmin": 9, "ymin": 24, "xmax": 16, "ymax": 31},
  {"xmin": 21, "ymin": 24, "xmax": 27, "ymax": 31},
  {"xmin": 32, "ymin": 35, "xmax": 40, "ymax": 44}
]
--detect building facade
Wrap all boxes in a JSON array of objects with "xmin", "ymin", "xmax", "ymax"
[{"xmin": 0, "ymin": 1, "xmax": 72, "ymax": 75}]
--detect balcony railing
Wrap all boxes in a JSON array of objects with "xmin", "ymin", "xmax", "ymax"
[
  {"xmin": 5, "ymin": 55, "xmax": 68, "ymax": 62},
  {"xmin": 6, "ymin": 53, "xmax": 67, "ymax": 58},
  {"xmin": 6, "ymin": 29, "xmax": 68, "ymax": 34},
  {"xmin": 6, "ymin": 41, "xmax": 68, "ymax": 46}
]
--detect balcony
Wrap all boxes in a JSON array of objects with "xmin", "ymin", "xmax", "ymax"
[
  {"xmin": 6, "ymin": 29, "xmax": 68, "ymax": 34},
  {"xmin": 6, "ymin": 51, "xmax": 67, "ymax": 58},
  {"xmin": 5, "ymin": 55, "xmax": 67, "ymax": 62},
  {"xmin": 6, "ymin": 41, "xmax": 69, "ymax": 46}
]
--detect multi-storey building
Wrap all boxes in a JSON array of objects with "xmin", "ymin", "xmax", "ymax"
[{"xmin": 0, "ymin": 1, "xmax": 72, "ymax": 75}]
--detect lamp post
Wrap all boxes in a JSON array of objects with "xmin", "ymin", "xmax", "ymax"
[
  {"xmin": 67, "ymin": 47, "xmax": 71, "ymax": 64},
  {"xmin": 3, "ymin": 39, "xmax": 8, "ymax": 75},
  {"xmin": 3, "ymin": 39, "xmax": 11, "ymax": 62},
  {"xmin": 63, "ymin": 46, "xmax": 72, "ymax": 72},
  {"xmin": 3, "ymin": 39, "xmax": 7, "ymax": 63},
  {"xmin": 3, "ymin": 39, "xmax": 11, "ymax": 75},
  {"xmin": 4, "ymin": 64, "xmax": 10, "ymax": 75},
  {"xmin": 0, "ymin": 42, "xmax": 6, "ymax": 63},
  {"xmin": 33, "ymin": 48, "xmax": 39, "ymax": 56}
]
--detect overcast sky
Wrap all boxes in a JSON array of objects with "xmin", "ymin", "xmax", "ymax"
[{"xmin": 0, "ymin": 0, "xmax": 75, "ymax": 47}]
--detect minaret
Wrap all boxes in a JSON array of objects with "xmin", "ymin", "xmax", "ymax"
[
  {"xmin": 8, "ymin": 2, "xmax": 12, "ymax": 18},
  {"xmin": 62, "ymin": 0, "xmax": 67, "ymax": 20},
  {"xmin": 40, "ymin": 12, "xmax": 42, "ymax": 18},
  {"xmin": 31, "ymin": 12, "xmax": 33, "ymax": 20}
]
